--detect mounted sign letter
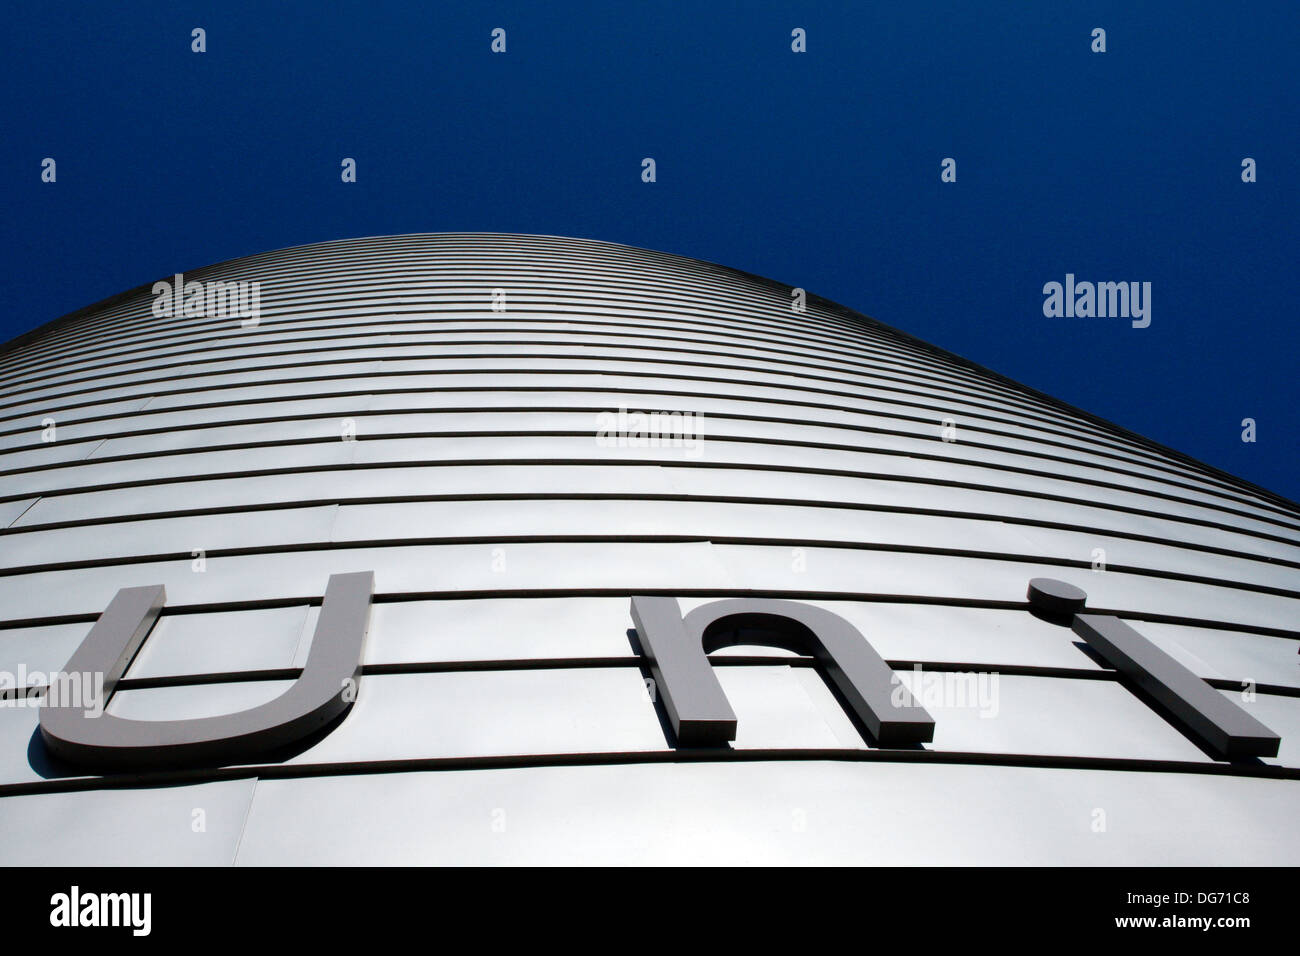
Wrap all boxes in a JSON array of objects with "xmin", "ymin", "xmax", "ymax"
[
  {"xmin": 1073, "ymin": 613, "xmax": 1280, "ymax": 759},
  {"xmin": 40, "ymin": 571, "xmax": 374, "ymax": 770},
  {"xmin": 630, "ymin": 596, "xmax": 934, "ymax": 747},
  {"xmin": 1027, "ymin": 578, "xmax": 1281, "ymax": 760}
]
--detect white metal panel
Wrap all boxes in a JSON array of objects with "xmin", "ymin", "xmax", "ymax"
[
  {"xmin": 0, "ymin": 778, "xmax": 257, "ymax": 865},
  {"xmin": 0, "ymin": 506, "xmax": 338, "ymax": 570},
  {"xmin": 123, "ymin": 606, "xmax": 312, "ymax": 680},
  {"xmin": 365, "ymin": 598, "xmax": 639, "ymax": 662},
  {"xmin": 0, "ymin": 622, "xmax": 93, "ymax": 678},
  {"xmin": 107, "ymin": 680, "xmax": 295, "ymax": 721},
  {"xmin": 1135, "ymin": 620, "xmax": 1300, "ymax": 689},
  {"xmin": 0, "ymin": 497, "xmax": 38, "ymax": 528},
  {"xmin": 231, "ymin": 762, "xmax": 1300, "ymax": 866},
  {"xmin": 718, "ymin": 665, "xmax": 865, "ymax": 749},
  {"xmin": 282, "ymin": 669, "xmax": 669, "ymax": 764}
]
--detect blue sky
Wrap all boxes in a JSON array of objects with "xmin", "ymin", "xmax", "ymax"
[{"xmin": 3, "ymin": 1, "xmax": 1296, "ymax": 500}]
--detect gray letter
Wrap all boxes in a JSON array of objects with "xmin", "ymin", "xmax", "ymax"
[
  {"xmin": 1073, "ymin": 614, "xmax": 1279, "ymax": 758},
  {"xmin": 1027, "ymin": 577, "xmax": 1279, "ymax": 759},
  {"xmin": 630, "ymin": 596, "xmax": 934, "ymax": 747},
  {"xmin": 40, "ymin": 572, "xmax": 373, "ymax": 769}
]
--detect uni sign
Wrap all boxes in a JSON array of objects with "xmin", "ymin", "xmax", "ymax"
[{"xmin": 0, "ymin": 234, "xmax": 1295, "ymax": 865}]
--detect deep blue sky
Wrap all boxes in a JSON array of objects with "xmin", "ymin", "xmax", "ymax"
[{"xmin": 3, "ymin": 2, "xmax": 1296, "ymax": 500}]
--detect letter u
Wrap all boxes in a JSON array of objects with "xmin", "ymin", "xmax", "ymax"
[{"xmin": 39, "ymin": 572, "xmax": 373, "ymax": 769}]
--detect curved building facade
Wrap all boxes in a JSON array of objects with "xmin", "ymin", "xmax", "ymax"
[{"xmin": 0, "ymin": 233, "xmax": 1296, "ymax": 864}]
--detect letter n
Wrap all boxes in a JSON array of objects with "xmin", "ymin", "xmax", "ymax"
[
  {"xmin": 39, "ymin": 572, "xmax": 373, "ymax": 769},
  {"xmin": 629, "ymin": 596, "xmax": 934, "ymax": 747}
]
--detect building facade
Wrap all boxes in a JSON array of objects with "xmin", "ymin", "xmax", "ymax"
[{"xmin": 0, "ymin": 233, "xmax": 1295, "ymax": 864}]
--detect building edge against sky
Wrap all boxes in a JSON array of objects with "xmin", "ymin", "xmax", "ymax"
[{"xmin": 0, "ymin": 233, "xmax": 1295, "ymax": 864}]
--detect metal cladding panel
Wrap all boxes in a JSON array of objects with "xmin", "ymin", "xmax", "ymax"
[
  {"xmin": 231, "ymin": 763, "xmax": 1295, "ymax": 867},
  {"xmin": 0, "ymin": 233, "xmax": 1296, "ymax": 864}
]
